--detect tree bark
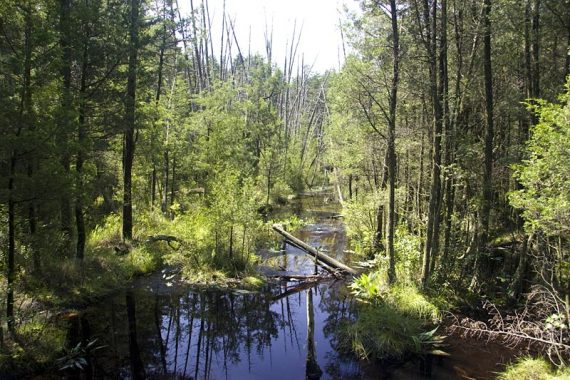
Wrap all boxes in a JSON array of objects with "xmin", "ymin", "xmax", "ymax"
[
  {"xmin": 386, "ymin": 0, "xmax": 400, "ymax": 285},
  {"xmin": 75, "ymin": 3, "xmax": 92, "ymax": 261},
  {"xmin": 59, "ymin": 0, "xmax": 74, "ymax": 250},
  {"xmin": 272, "ymin": 224, "xmax": 358, "ymax": 275},
  {"xmin": 7, "ymin": 156, "xmax": 16, "ymax": 333},
  {"xmin": 421, "ymin": 0, "xmax": 444, "ymax": 288},
  {"xmin": 470, "ymin": 0, "xmax": 494, "ymax": 290},
  {"xmin": 123, "ymin": 0, "xmax": 140, "ymax": 241}
]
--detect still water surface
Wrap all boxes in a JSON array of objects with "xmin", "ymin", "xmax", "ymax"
[{"xmin": 68, "ymin": 199, "xmax": 513, "ymax": 379}]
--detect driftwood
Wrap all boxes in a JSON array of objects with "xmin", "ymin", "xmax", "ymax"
[{"xmin": 272, "ymin": 224, "xmax": 358, "ymax": 276}]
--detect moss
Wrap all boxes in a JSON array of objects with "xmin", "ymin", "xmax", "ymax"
[
  {"xmin": 497, "ymin": 357, "xmax": 568, "ymax": 380},
  {"xmin": 242, "ymin": 275, "xmax": 266, "ymax": 288}
]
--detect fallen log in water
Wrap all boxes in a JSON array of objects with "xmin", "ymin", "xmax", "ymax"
[
  {"xmin": 269, "ymin": 274, "xmax": 333, "ymax": 281},
  {"xmin": 271, "ymin": 281, "xmax": 320, "ymax": 302},
  {"xmin": 272, "ymin": 224, "xmax": 358, "ymax": 276}
]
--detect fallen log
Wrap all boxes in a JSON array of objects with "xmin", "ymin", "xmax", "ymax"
[
  {"xmin": 272, "ymin": 224, "xmax": 358, "ymax": 276},
  {"xmin": 271, "ymin": 281, "xmax": 319, "ymax": 302},
  {"xmin": 269, "ymin": 274, "xmax": 332, "ymax": 281},
  {"xmin": 145, "ymin": 235, "xmax": 182, "ymax": 250}
]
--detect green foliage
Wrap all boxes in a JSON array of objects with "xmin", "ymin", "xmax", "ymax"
[
  {"xmin": 350, "ymin": 278, "xmax": 441, "ymax": 323},
  {"xmin": 393, "ymin": 226, "xmax": 423, "ymax": 285},
  {"xmin": 498, "ymin": 357, "xmax": 570, "ymax": 380},
  {"xmin": 345, "ymin": 275, "xmax": 443, "ymax": 361},
  {"xmin": 55, "ymin": 339, "xmax": 104, "ymax": 372},
  {"xmin": 385, "ymin": 285, "xmax": 441, "ymax": 323},
  {"xmin": 510, "ymin": 80, "xmax": 570, "ymax": 236},
  {"xmin": 0, "ymin": 316, "xmax": 67, "ymax": 375},
  {"xmin": 341, "ymin": 303, "xmax": 423, "ymax": 360},
  {"xmin": 350, "ymin": 271, "xmax": 387, "ymax": 299},
  {"xmin": 343, "ymin": 193, "xmax": 383, "ymax": 254}
]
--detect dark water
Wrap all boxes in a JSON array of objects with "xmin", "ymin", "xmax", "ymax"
[
  {"xmin": 74, "ymin": 278, "xmax": 360, "ymax": 379},
  {"xmin": 59, "ymin": 196, "xmax": 514, "ymax": 379},
  {"xmin": 70, "ymin": 203, "xmax": 364, "ymax": 379}
]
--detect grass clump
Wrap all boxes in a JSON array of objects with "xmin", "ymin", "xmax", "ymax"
[
  {"xmin": 498, "ymin": 357, "xmax": 570, "ymax": 380},
  {"xmin": 342, "ymin": 303, "xmax": 423, "ymax": 360},
  {"xmin": 345, "ymin": 273, "xmax": 444, "ymax": 361},
  {"xmin": 386, "ymin": 285, "xmax": 441, "ymax": 323}
]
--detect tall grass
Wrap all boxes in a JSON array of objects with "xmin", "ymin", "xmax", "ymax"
[{"xmin": 346, "ymin": 274, "xmax": 444, "ymax": 361}]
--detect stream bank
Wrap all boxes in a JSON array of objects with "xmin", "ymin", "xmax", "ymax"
[{"xmin": 13, "ymin": 195, "xmax": 519, "ymax": 379}]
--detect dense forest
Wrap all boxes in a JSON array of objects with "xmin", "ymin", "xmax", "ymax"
[{"xmin": 1, "ymin": 0, "xmax": 570, "ymax": 378}]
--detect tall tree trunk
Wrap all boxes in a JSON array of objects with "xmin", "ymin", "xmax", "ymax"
[
  {"xmin": 421, "ymin": 0, "xmax": 444, "ymax": 288},
  {"xmin": 564, "ymin": 27, "xmax": 570, "ymax": 83},
  {"xmin": 123, "ymin": 0, "xmax": 140, "ymax": 241},
  {"xmin": 59, "ymin": 0, "xmax": 73, "ymax": 251},
  {"xmin": 170, "ymin": 155, "xmax": 176, "ymax": 219},
  {"xmin": 152, "ymin": 5, "xmax": 166, "ymax": 211},
  {"xmin": 470, "ymin": 0, "xmax": 494, "ymax": 290},
  {"xmin": 7, "ymin": 156, "xmax": 16, "ymax": 333},
  {"xmin": 531, "ymin": 0, "xmax": 541, "ymax": 98},
  {"xmin": 76, "ymin": 25, "xmax": 89, "ymax": 261},
  {"xmin": 25, "ymin": 4, "xmax": 39, "ymax": 269},
  {"xmin": 7, "ymin": 4, "xmax": 35, "ymax": 331},
  {"xmin": 189, "ymin": 0, "xmax": 204, "ymax": 91},
  {"xmin": 386, "ymin": 0, "xmax": 400, "ymax": 285},
  {"xmin": 162, "ymin": 149, "xmax": 169, "ymax": 214},
  {"xmin": 509, "ymin": 0, "xmax": 537, "ymax": 297}
]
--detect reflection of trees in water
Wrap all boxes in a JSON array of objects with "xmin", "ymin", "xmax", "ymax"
[
  {"xmin": 82, "ymin": 285, "xmax": 285, "ymax": 378},
  {"xmin": 79, "ymin": 281, "xmax": 362, "ymax": 379},
  {"xmin": 306, "ymin": 288, "xmax": 323, "ymax": 379},
  {"xmin": 315, "ymin": 283, "xmax": 362, "ymax": 380}
]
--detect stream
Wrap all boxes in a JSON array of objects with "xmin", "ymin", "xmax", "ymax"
[{"xmin": 54, "ymin": 197, "xmax": 515, "ymax": 379}]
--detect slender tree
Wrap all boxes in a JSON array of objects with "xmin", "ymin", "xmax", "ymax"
[
  {"xmin": 123, "ymin": 0, "xmax": 140, "ymax": 241},
  {"xmin": 470, "ymin": 0, "xmax": 494, "ymax": 290},
  {"xmin": 385, "ymin": 0, "xmax": 400, "ymax": 284}
]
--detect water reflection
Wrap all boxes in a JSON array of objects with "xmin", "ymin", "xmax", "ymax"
[
  {"xmin": 62, "ymin": 199, "xmax": 514, "ymax": 380},
  {"xmin": 77, "ymin": 281, "xmax": 360, "ymax": 380}
]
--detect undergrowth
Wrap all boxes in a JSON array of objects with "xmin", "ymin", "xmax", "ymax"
[
  {"xmin": 498, "ymin": 357, "xmax": 570, "ymax": 380},
  {"xmin": 344, "ymin": 272, "xmax": 445, "ymax": 361}
]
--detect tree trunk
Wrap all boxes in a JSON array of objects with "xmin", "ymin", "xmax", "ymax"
[
  {"xmin": 75, "ymin": 4, "xmax": 93, "ymax": 260},
  {"xmin": 421, "ymin": 0, "xmax": 444, "ymax": 288},
  {"xmin": 170, "ymin": 155, "xmax": 176, "ymax": 218},
  {"xmin": 189, "ymin": 0, "xmax": 204, "ymax": 91},
  {"xmin": 76, "ymin": 35, "xmax": 89, "ymax": 261},
  {"xmin": 7, "ymin": 157, "xmax": 16, "ymax": 333},
  {"xmin": 470, "ymin": 0, "xmax": 494, "ymax": 290},
  {"xmin": 59, "ymin": 0, "xmax": 73, "ymax": 251},
  {"xmin": 162, "ymin": 150, "xmax": 169, "ymax": 214},
  {"xmin": 272, "ymin": 224, "xmax": 358, "ymax": 275},
  {"xmin": 123, "ymin": 0, "xmax": 140, "ymax": 241},
  {"xmin": 386, "ymin": 0, "xmax": 400, "ymax": 285}
]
